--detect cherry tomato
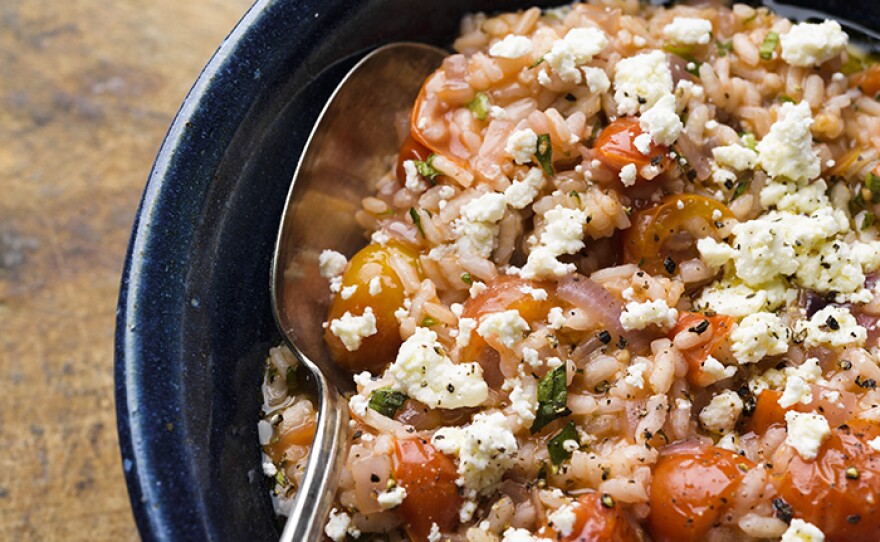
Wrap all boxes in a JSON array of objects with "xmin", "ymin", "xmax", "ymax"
[
  {"xmin": 668, "ymin": 312, "xmax": 734, "ymax": 387},
  {"xmin": 851, "ymin": 65, "xmax": 880, "ymax": 99},
  {"xmin": 395, "ymin": 134, "xmax": 432, "ymax": 185},
  {"xmin": 393, "ymin": 438, "xmax": 462, "ymax": 541},
  {"xmin": 459, "ymin": 276, "xmax": 557, "ymax": 359},
  {"xmin": 623, "ymin": 194, "xmax": 734, "ymax": 276},
  {"xmin": 324, "ymin": 242, "xmax": 421, "ymax": 372},
  {"xmin": 410, "ymin": 69, "xmax": 471, "ymax": 165},
  {"xmin": 747, "ymin": 387, "xmax": 857, "ymax": 435},
  {"xmin": 262, "ymin": 419, "xmax": 316, "ymax": 464},
  {"xmin": 593, "ymin": 117, "xmax": 669, "ymax": 174},
  {"xmin": 774, "ymin": 419, "xmax": 880, "ymax": 541},
  {"xmin": 540, "ymin": 493, "xmax": 642, "ymax": 542},
  {"xmin": 649, "ymin": 445, "xmax": 755, "ymax": 542}
]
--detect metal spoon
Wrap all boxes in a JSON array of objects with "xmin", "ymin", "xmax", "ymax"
[{"xmin": 270, "ymin": 42, "xmax": 446, "ymax": 542}]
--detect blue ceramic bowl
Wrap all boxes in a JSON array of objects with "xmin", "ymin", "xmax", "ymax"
[{"xmin": 115, "ymin": 1, "xmax": 880, "ymax": 541}]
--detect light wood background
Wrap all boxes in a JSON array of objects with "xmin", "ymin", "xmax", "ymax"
[{"xmin": 0, "ymin": 1, "xmax": 253, "ymax": 539}]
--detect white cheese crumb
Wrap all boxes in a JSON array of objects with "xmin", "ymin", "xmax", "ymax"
[
  {"xmin": 781, "ymin": 20, "xmax": 848, "ymax": 67},
  {"xmin": 520, "ymin": 285, "xmax": 548, "ymax": 301},
  {"xmin": 620, "ymin": 163, "xmax": 638, "ymax": 187},
  {"xmin": 663, "ymin": 17, "xmax": 713, "ymax": 45},
  {"xmin": 547, "ymin": 306, "xmax": 566, "ymax": 330},
  {"xmin": 455, "ymin": 192, "xmax": 508, "ymax": 259},
  {"xmin": 319, "ymin": 249, "xmax": 348, "ymax": 279},
  {"xmin": 795, "ymin": 305, "xmax": 867, "ymax": 348},
  {"xmin": 785, "ymin": 410, "xmax": 831, "ymax": 461},
  {"xmin": 505, "ymin": 168, "xmax": 544, "ymax": 210},
  {"xmin": 781, "ymin": 518, "xmax": 826, "ymax": 542},
  {"xmin": 371, "ymin": 230, "xmax": 390, "ymax": 245},
  {"xmin": 478, "ymin": 310, "xmax": 530, "ymax": 348},
  {"xmin": 545, "ymin": 27, "xmax": 609, "ymax": 83},
  {"xmin": 377, "ymin": 485, "xmax": 408, "ymax": 510},
  {"xmin": 368, "ymin": 276, "xmax": 382, "ymax": 296},
  {"xmin": 387, "ymin": 327, "xmax": 488, "ymax": 409},
  {"xmin": 469, "ymin": 281, "xmax": 488, "ymax": 298},
  {"xmin": 634, "ymin": 133, "xmax": 653, "ymax": 155},
  {"xmin": 582, "ymin": 66, "xmax": 611, "ymax": 94},
  {"xmin": 699, "ymin": 390, "xmax": 744, "ymax": 433},
  {"xmin": 432, "ymin": 412, "xmax": 518, "ymax": 494},
  {"xmin": 620, "ymin": 299, "xmax": 678, "ymax": 331},
  {"xmin": 427, "ymin": 523, "xmax": 442, "ymax": 542},
  {"xmin": 712, "ymin": 144, "xmax": 758, "ymax": 171},
  {"xmin": 502, "ymin": 528, "xmax": 553, "ymax": 542},
  {"xmin": 349, "ymin": 394, "xmax": 369, "ymax": 417},
  {"xmin": 521, "ymin": 205, "xmax": 589, "ymax": 280},
  {"xmin": 702, "ymin": 355, "xmax": 737, "ymax": 383},
  {"xmin": 730, "ymin": 312, "xmax": 790, "ymax": 365},
  {"xmin": 329, "ymin": 308, "xmax": 377, "ymax": 351},
  {"xmin": 548, "ymin": 504, "xmax": 578, "ymax": 537},
  {"xmin": 456, "ymin": 317, "xmax": 477, "ymax": 349},
  {"xmin": 778, "ymin": 357, "xmax": 824, "ymax": 409},
  {"xmin": 403, "ymin": 160, "xmax": 425, "ymax": 192},
  {"xmin": 325, "ymin": 508, "xmax": 353, "ymax": 542},
  {"xmin": 506, "ymin": 128, "xmax": 539, "ymax": 165},
  {"xmin": 624, "ymin": 358, "xmax": 650, "ymax": 389},
  {"xmin": 613, "ymin": 50, "xmax": 673, "ymax": 115},
  {"xmin": 340, "ymin": 284, "xmax": 357, "ymax": 300},
  {"xmin": 757, "ymin": 100, "xmax": 820, "ymax": 182},
  {"xmin": 639, "ymin": 94, "xmax": 683, "ymax": 146},
  {"xmin": 489, "ymin": 34, "xmax": 533, "ymax": 59}
]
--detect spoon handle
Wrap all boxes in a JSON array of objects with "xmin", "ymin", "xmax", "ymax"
[{"xmin": 278, "ymin": 350, "xmax": 349, "ymax": 542}]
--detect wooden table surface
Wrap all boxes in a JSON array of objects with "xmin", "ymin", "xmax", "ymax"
[{"xmin": 0, "ymin": 1, "xmax": 253, "ymax": 539}]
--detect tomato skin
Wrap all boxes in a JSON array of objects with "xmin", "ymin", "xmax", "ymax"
[
  {"xmin": 623, "ymin": 194, "xmax": 733, "ymax": 276},
  {"xmin": 746, "ymin": 388, "xmax": 857, "ymax": 435},
  {"xmin": 540, "ymin": 493, "xmax": 642, "ymax": 542},
  {"xmin": 396, "ymin": 134, "xmax": 432, "ymax": 184},
  {"xmin": 593, "ymin": 117, "xmax": 669, "ymax": 174},
  {"xmin": 852, "ymin": 65, "xmax": 880, "ymax": 98},
  {"xmin": 775, "ymin": 419, "xmax": 880, "ymax": 541},
  {"xmin": 325, "ymin": 243, "xmax": 421, "ymax": 372},
  {"xmin": 668, "ymin": 312, "xmax": 734, "ymax": 386},
  {"xmin": 262, "ymin": 420, "xmax": 316, "ymax": 464},
  {"xmin": 649, "ymin": 445, "xmax": 755, "ymax": 542},
  {"xmin": 393, "ymin": 438, "xmax": 462, "ymax": 541}
]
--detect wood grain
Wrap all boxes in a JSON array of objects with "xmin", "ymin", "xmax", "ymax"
[{"xmin": 0, "ymin": 1, "xmax": 253, "ymax": 539}]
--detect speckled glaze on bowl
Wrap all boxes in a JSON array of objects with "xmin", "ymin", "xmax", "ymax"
[{"xmin": 114, "ymin": 1, "xmax": 880, "ymax": 541}]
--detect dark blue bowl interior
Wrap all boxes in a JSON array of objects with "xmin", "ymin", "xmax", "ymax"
[{"xmin": 115, "ymin": 1, "xmax": 880, "ymax": 541}]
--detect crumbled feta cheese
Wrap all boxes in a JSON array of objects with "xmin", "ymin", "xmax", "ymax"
[
  {"xmin": 506, "ymin": 129, "xmax": 539, "ymax": 165},
  {"xmin": 329, "ymin": 308, "xmax": 377, "ymax": 351},
  {"xmin": 699, "ymin": 390, "xmax": 744, "ymax": 433},
  {"xmin": 781, "ymin": 518, "xmax": 826, "ymax": 542},
  {"xmin": 505, "ymin": 168, "xmax": 544, "ymax": 209},
  {"xmin": 695, "ymin": 276, "xmax": 793, "ymax": 317},
  {"xmin": 427, "ymin": 523, "xmax": 442, "ymax": 542},
  {"xmin": 403, "ymin": 159, "xmax": 425, "ymax": 192},
  {"xmin": 781, "ymin": 20, "xmax": 848, "ymax": 67},
  {"xmin": 663, "ymin": 17, "xmax": 713, "ymax": 45},
  {"xmin": 702, "ymin": 355, "xmax": 737, "ymax": 382},
  {"xmin": 371, "ymin": 229, "xmax": 390, "ymax": 245},
  {"xmin": 545, "ymin": 27, "xmax": 609, "ymax": 83},
  {"xmin": 325, "ymin": 508, "xmax": 353, "ymax": 542},
  {"xmin": 349, "ymin": 394, "xmax": 369, "ymax": 416},
  {"xmin": 377, "ymin": 485, "xmax": 407, "ymax": 510},
  {"xmin": 796, "ymin": 305, "xmax": 867, "ymax": 348},
  {"xmin": 548, "ymin": 504, "xmax": 578, "ymax": 537},
  {"xmin": 713, "ymin": 144, "xmax": 758, "ymax": 171},
  {"xmin": 478, "ymin": 310, "xmax": 530, "ymax": 348},
  {"xmin": 757, "ymin": 101, "xmax": 820, "ymax": 182},
  {"xmin": 368, "ymin": 276, "xmax": 382, "ymax": 296},
  {"xmin": 619, "ymin": 163, "xmax": 638, "ymax": 187},
  {"xmin": 432, "ymin": 412, "xmax": 518, "ymax": 494},
  {"xmin": 520, "ymin": 285, "xmax": 548, "ymax": 301},
  {"xmin": 340, "ymin": 284, "xmax": 357, "ymax": 300},
  {"xmin": 521, "ymin": 205, "xmax": 589, "ymax": 279},
  {"xmin": 639, "ymin": 94, "xmax": 683, "ymax": 146},
  {"xmin": 456, "ymin": 317, "xmax": 477, "ymax": 349},
  {"xmin": 613, "ymin": 50, "xmax": 673, "ymax": 115},
  {"xmin": 620, "ymin": 299, "xmax": 678, "ymax": 331},
  {"xmin": 547, "ymin": 306, "xmax": 566, "ymax": 330},
  {"xmin": 470, "ymin": 281, "xmax": 488, "ymax": 298},
  {"xmin": 582, "ymin": 66, "xmax": 611, "ymax": 94},
  {"xmin": 506, "ymin": 376, "xmax": 538, "ymax": 425},
  {"xmin": 633, "ymin": 133, "xmax": 653, "ymax": 155},
  {"xmin": 624, "ymin": 358, "xmax": 650, "ymax": 389},
  {"xmin": 523, "ymin": 347, "xmax": 542, "ymax": 369},
  {"xmin": 730, "ymin": 312, "xmax": 790, "ymax": 364},
  {"xmin": 785, "ymin": 410, "xmax": 831, "ymax": 460},
  {"xmin": 489, "ymin": 34, "xmax": 533, "ymax": 59},
  {"xmin": 490, "ymin": 105, "xmax": 508, "ymax": 120},
  {"xmin": 455, "ymin": 192, "xmax": 508, "ymax": 258},
  {"xmin": 502, "ymin": 528, "xmax": 553, "ymax": 542},
  {"xmin": 353, "ymin": 371, "xmax": 373, "ymax": 388},
  {"xmin": 319, "ymin": 249, "xmax": 347, "ymax": 279},
  {"xmin": 387, "ymin": 327, "xmax": 488, "ymax": 409}
]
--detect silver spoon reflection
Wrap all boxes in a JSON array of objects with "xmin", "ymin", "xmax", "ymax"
[{"xmin": 270, "ymin": 43, "xmax": 446, "ymax": 542}]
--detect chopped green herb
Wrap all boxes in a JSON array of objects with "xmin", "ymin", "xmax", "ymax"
[
  {"xmin": 286, "ymin": 365, "xmax": 298, "ymax": 393},
  {"xmin": 536, "ymin": 133, "xmax": 554, "ymax": 176},
  {"xmin": 741, "ymin": 132, "xmax": 758, "ymax": 151},
  {"xmin": 777, "ymin": 94, "xmax": 795, "ymax": 103},
  {"xmin": 467, "ymin": 92, "xmax": 491, "ymax": 121},
  {"xmin": 601, "ymin": 493, "xmax": 615, "ymax": 508},
  {"xmin": 663, "ymin": 43, "xmax": 695, "ymax": 60},
  {"xmin": 760, "ymin": 31, "xmax": 779, "ymax": 60},
  {"xmin": 414, "ymin": 154, "xmax": 442, "ymax": 184},
  {"xmin": 850, "ymin": 190, "xmax": 867, "ymax": 215},
  {"xmin": 531, "ymin": 364, "xmax": 571, "ymax": 433},
  {"xmin": 862, "ymin": 212, "xmax": 876, "ymax": 230},
  {"xmin": 529, "ymin": 56, "xmax": 545, "ymax": 69},
  {"xmin": 588, "ymin": 121, "xmax": 604, "ymax": 145},
  {"xmin": 868, "ymin": 173, "xmax": 880, "ymax": 203},
  {"xmin": 547, "ymin": 421, "xmax": 579, "ymax": 465},
  {"xmin": 421, "ymin": 316, "xmax": 438, "ymax": 327},
  {"xmin": 716, "ymin": 40, "xmax": 733, "ymax": 57},
  {"xmin": 568, "ymin": 190, "xmax": 581, "ymax": 202},
  {"xmin": 409, "ymin": 207, "xmax": 425, "ymax": 237},
  {"xmin": 460, "ymin": 272, "xmax": 473, "ymax": 285},
  {"xmin": 368, "ymin": 388, "xmax": 409, "ymax": 418},
  {"xmin": 274, "ymin": 468, "xmax": 288, "ymax": 487},
  {"xmin": 730, "ymin": 179, "xmax": 751, "ymax": 202}
]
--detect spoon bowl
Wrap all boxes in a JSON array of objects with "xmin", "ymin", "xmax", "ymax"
[{"xmin": 270, "ymin": 42, "xmax": 446, "ymax": 542}]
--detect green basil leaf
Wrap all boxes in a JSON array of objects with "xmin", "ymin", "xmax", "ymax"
[
  {"xmin": 868, "ymin": 173, "xmax": 880, "ymax": 203},
  {"xmin": 368, "ymin": 388, "xmax": 409, "ymax": 418},
  {"xmin": 760, "ymin": 31, "xmax": 779, "ymax": 60},
  {"xmin": 547, "ymin": 420, "xmax": 579, "ymax": 465},
  {"xmin": 467, "ymin": 92, "xmax": 491, "ymax": 121},
  {"xmin": 414, "ymin": 154, "xmax": 442, "ymax": 183},
  {"xmin": 409, "ymin": 207, "xmax": 425, "ymax": 237},
  {"xmin": 460, "ymin": 272, "xmax": 473, "ymax": 285},
  {"xmin": 536, "ymin": 133, "xmax": 554, "ymax": 176},
  {"xmin": 730, "ymin": 179, "xmax": 751, "ymax": 202},
  {"xmin": 531, "ymin": 364, "xmax": 571, "ymax": 433}
]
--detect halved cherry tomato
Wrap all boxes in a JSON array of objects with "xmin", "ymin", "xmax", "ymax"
[
  {"xmin": 393, "ymin": 438, "xmax": 462, "ymax": 542},
  {"xmin": 262, "ymin": 419, "xmax": 317, "ymax": 464},
  {"xmin": 746, "ymin": 387, "xmax": 857, "ymax": 435},
  {"xmin": 325, "ymin": 242, "xmax": 422, "ymax": 372},
  {"xmin": 649, "ymin": 445, "xmax": 755, "ymax": 542},
  {"xmin": 851, "ymin": 65, "xmax": 880, "ymax": 99},
  {"xmin": 459, "ymin": 276, "xmax": 557, "ymax": 360},
  {"xmin": 539, "ymin": 493, "xmax": 642, "ymax": 542},
  {"xmin": 668, "ymin": 312, "xmax": 734, "ymax": 387},
  {"xmin": 774, "ymin": 419, "xmax": 880, "ymax": 541},
  {"xmin": 410, "ymin": 69, "xmax": 472, "ymax": 165},
  {"xmin": 593, "ymin": 117, "xmax": 670, "ymax": 174},
  {"xmin": 623, "ymin": 194, "xmax": 734, "ymax": 276},
  {"xmin": 395, "ymin": 134, "xmax": 432, "ymax": 184}
]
